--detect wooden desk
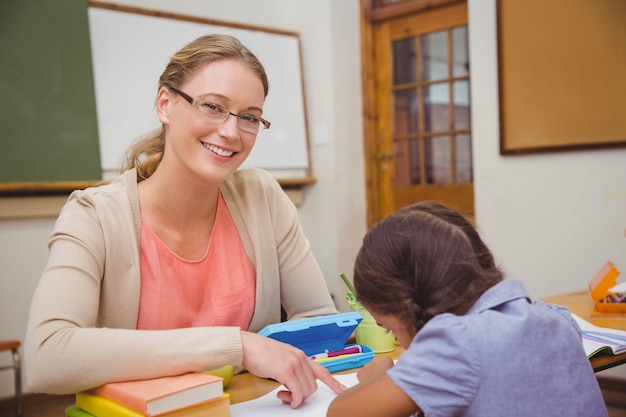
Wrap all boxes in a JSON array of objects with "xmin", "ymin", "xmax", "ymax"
[
  {"xmin": 226, "ymin": 345, "xmax": 403, "ymax": 405},
  {"xmin": 542, "ymin": 290, "xmax": 626, "ymax": 372}
]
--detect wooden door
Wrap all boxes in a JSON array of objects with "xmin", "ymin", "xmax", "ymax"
[{"xmin": 362, "ymin": 1, "xmax": 473, "ymax": 226}]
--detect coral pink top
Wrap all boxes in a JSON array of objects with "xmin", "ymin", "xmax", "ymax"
[{"xmin": 137, "ymin": 193, "xmax": 255, "ymax": 330}]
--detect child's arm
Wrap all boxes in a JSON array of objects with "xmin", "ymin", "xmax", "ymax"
[{"xmin": 327, "ymin": 373, "xmax": 420, "ymax": 417}]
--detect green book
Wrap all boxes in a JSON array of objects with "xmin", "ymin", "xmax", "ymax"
[{"xmin": 65, "ymin": 405, "xmax": 95, "ymax": 417}]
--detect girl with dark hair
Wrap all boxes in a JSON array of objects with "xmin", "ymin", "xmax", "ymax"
[{"xmin": 328, "ymin": 201, "xmax": 607, "ymax": 417}]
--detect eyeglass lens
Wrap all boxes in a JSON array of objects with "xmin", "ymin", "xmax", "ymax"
[{"xmin": 168, "ymin": 86, "xmax": 269, "ymax": 133}]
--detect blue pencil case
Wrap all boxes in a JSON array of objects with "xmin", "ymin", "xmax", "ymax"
[{"xmin": 258, "ymin": 311, "xmax": 374, "ymax": 373}]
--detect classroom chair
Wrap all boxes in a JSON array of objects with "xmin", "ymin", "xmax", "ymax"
[{"xmin": 0, "ymin": 340, "xmax": 22, "ymax": 417}]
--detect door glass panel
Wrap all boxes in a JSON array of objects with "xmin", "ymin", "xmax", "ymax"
[
  {"xmin": 452, "ymin": 26, "xmax": 469, "ymax": 77},
  {"xmin": 423, "ymin": 83, "xmax": 449, "ymax": 132},
  {"xmin": 455, "ymin": 133, "xmax": 472, "ymax": 183},
  {"xmin": 392, "ymin": 38, "xmax": 416, "ymax": 85},
  {"xmin": 453, "ymin": 80, "xmax": 471, "ymax": 130},
  {"xmin": 425, "ymin": 135, "xmax": 451, "ymax": 184},
  {"xmin": 393, "ymin": 89, "xmax": 418, "ymax": 135},
  {"xmin": 393, "ymin": 139, "xmax": 420, "ymax": 186},
  {"xmin": 421, "ymin": 30, "xmax": 448, "ymax": 81}
]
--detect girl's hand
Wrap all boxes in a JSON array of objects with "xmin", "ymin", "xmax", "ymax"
[
  {"xmin": 241, "ymin": 331, "xmax": 345, "ymax": 408},
  {"xmin": 356, "ymin": 356, "xmax": 394, "ymax": 383}
]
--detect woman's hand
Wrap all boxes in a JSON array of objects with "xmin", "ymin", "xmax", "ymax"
[
  {"xmin": 241, "ymin": 331, "xmax": 346, "ymax": 408},
  {"xmin": 356, "ymin": 356, "xmax": 394, "ymax": 383}
]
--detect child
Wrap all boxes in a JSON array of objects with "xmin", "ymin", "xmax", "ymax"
[{"xmin": 327, "ymin": 201, "xmax": 608, "ymax": 417}]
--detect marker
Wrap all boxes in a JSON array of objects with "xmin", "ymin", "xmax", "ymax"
[
  {"xmin": 310, "ymin": 346, "xmax": 362, "ymax": 360},
  {"xmin": 314, "ymin": 353, "xmax": 361, "ymax": 363}
]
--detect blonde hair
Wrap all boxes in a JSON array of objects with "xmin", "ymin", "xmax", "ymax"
[{"xmin": 121, "ymin": 34, "xmax": 269, "ymax": 180}]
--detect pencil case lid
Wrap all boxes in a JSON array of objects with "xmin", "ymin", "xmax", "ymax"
[{"xmin": 258, "ymin": 311, "xmax": 362, "ymax": 357}]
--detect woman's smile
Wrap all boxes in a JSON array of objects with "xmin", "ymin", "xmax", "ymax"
[{"xmin": 202, "ymin": 142, "xmax": 237, "ymax": 158}]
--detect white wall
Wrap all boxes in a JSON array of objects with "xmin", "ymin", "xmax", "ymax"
[{"xmin": 2, "ymin": 0, "xmax": 625, "ymax": 399}]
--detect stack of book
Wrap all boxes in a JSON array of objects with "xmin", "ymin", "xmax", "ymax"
[{"xmin": 65, "ymin": 372, "xmax": 230, "ymax": 417}]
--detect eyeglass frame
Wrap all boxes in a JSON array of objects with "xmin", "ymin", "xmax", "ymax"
[{"xmin": 166, "ymin": 86, "xmax": 271, "ymax": 133}]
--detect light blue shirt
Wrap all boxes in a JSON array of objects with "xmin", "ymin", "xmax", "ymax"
[{"xmin": 388, "ymin": 280, "xmax": 608, "ymax": 417}]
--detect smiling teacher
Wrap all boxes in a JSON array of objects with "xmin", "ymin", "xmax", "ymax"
[{"xmin": 24, "ymin": 33, "xmax": 343, "ymax": 409}]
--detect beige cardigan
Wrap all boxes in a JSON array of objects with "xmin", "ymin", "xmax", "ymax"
[{"xmin": 24, "ymin": 168, "xmax": 337, "ymax": 394}]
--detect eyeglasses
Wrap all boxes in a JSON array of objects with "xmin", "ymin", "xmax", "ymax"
[{"xmin": 168, "ymin": 86, "xmax": 271, "ymax": 134}]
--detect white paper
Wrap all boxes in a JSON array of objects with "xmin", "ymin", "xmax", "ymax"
[{"xmin": 230, "ymin": 373, "xmax": 359, "ymax": 417}]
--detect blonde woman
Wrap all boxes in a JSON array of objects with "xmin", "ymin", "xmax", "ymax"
[{"xmin": 25, "ymin": 34, "xmax": 342, "ymax": 408}]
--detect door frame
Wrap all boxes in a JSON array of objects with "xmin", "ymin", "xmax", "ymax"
[{"xmin": 359, "ymin": 0, "xmax": 467, "ymax": 228}]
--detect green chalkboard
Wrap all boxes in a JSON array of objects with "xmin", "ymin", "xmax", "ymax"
[{"xmin": 0, "ymin": 0, "xmax": 101, "ymax": 190}]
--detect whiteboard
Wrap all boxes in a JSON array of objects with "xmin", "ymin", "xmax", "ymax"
[{"xmin": 88, "ymin": 6, "xmax": 311, "ymax": 180}]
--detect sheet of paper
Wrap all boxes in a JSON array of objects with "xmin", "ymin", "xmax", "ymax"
[{"xmin": 230, "ymin": 373, "xmax": 359, "ymax": 417}]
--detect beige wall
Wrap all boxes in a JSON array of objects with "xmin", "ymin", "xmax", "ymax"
[
  {"xmin": 469, "ymin": 0, "xmax": 626, "ymax": 299},
  {"xmin": 1, "ymin": 0, "xmax": 625, "ymax": 399}
]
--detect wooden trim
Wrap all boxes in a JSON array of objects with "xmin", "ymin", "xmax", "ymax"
[
  {"xmin": 0, "ymin": 177, "xmax": 316, "ymax": 195},
  {"xmin": 360, "ymin": 0, "xmax": 379, "ymax": 229},
  {"xmin": 88, "ymin": 0, "xmax": 299, "ymax": 37},
  {"xmin": 277, "ymin": 176, "xmax": 317, "ymax": 188},
  {"xmin": 0, "ymin": 181, "xmax": 102, "ymax": 196},
  {"xmin": 499, "ymin": 139, "xmax": 626, "ymax": 156},
  {"xmin": 367, "ymin": 0, "xmax": 464, "ymax": 22}
]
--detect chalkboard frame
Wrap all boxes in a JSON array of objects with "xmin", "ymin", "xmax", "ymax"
[{"xmin": 0, "ymin": 0, "xmax": 316, "ymax": 195}]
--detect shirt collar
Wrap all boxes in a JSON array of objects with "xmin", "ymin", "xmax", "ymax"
[{"xmin": 467, "ymin": 279, "xmax": 530, "ymax": 315}]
